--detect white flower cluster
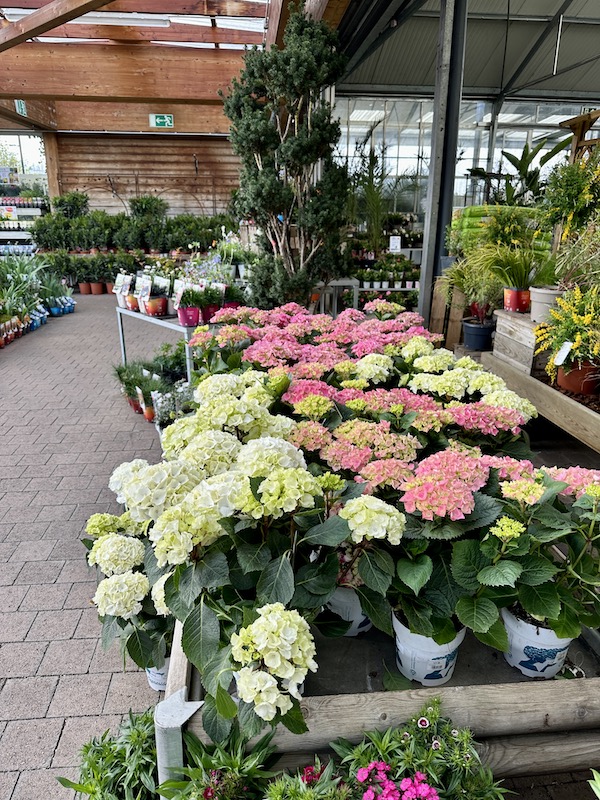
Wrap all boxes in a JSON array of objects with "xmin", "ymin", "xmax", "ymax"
[
  {"xmin": 400, "ymin": 336, "xmax": 435, "ymax": 363},
  {"xmin": 232, "ymin": 602, "xmax": 317, "ymax": 721},
  {"xmin": 151, "ymin": 572, "xmax": 172, "ymax": 616},
  {"xmin": 111, "ymin": 459, "xmax": 202, "ymax": 523},
  {"xmin": 235, "ymin": 437, "xmax": 307, "ymax": 476},
  {"xmin": 339, "ymin": 495, "xmax": 406, "ymax": 545},
  {"xmin": 87, "ymin": 533, "xmax": 145, "ymax": 576},
  {"xmin": 481, "ymin": 389, "xmax": 538, "ymax": 422},
  {"xmin": 235, "ymin": 467, "xmax": 322, "ymax": 520},
  {"xmin": 412, "ymin": 349, "xmax": 456, "ymax": 373},
  {"xmin": 179, "ymin": 429, "xmax": 242, "ymax": 475},
  {"xmin": 466, "ymin": 372, "xmax": 507, "ymax": 395},
  {"xmin": 108, "ymin": 459, "xmax": 150, "ymax": 502},
  {"xmin": 354, "ymin": 353, "xmax": 394, "ymax": 384},
  {"xmin": 408, "ymin": 368, "xmax": 472, "ymax": 399},
  {"xmin": 93, "ymin": 571, "xmax": 149, "ymax": 619}
]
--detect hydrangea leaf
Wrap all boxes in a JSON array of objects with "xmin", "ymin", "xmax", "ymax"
[
  {"xmin": 477, "ymin": 560, "xmax": 523, "ymax": 588},
  {"xmin": 396, "ymin": 554, "xmax": 433, "ymax": 596},
  {"xmin": 257, "ymin": 555, "xmax": 295, "ymax": 605},
  {"xmin": 455, "ymin": 596, "xmax": 499, "ymax": 633}
]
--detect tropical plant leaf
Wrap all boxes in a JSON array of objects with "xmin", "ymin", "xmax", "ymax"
[
  {"xmin": 477, "ymin": 560, "xmax": 523, "ymax": 588},
  {"xmin": 300, "ymin": 515, "xmax": 352, "ymax": 547},
  {"xmin": 455, "ymin": 596, "xmax": 499, "ymax": 633},
  {"xmin": 202, "ymin": 694, "xmax": 233, "ymax": 743},
  {"xmin": 396, "ymin": 554, "xmax": 433, "ymax": 596},
  {"xmin": 182, "ymin": 598, "xmax": 220, "ymax": 673},
  {"xmin": 451, "ymin": 539, "xmax": 490, "ymax": 592},
  {"xmin": 256, "ymin": 555, "xmax": 294, "ymax": 605}
]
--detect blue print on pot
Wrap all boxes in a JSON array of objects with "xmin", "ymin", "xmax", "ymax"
[
  {"xmin": 424, "ymin": 648, "xmax": 459, "ymax": 682},
  {"xmin": 518, "ymin": 644, "xmax": 570, "ymax": 674}
]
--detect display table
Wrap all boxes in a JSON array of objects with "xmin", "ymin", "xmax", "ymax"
[{"xmin": 116, "ymin": 307, "xmax": 195, "ymax": 382}]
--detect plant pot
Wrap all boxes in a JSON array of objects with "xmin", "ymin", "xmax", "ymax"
[
  {"xmin": 105, "ymin": 282, "xmax": 115, "ymax": 294},
  {"xmin": 501, "ymin": 608, "xmax": 572, "ymax": 679},
  {"xmin": 125, "ymin": 294, "xmax": 139, "ymax": 312},
  {"xmin": 167, "ymin": 298, "xmax": 176, "ymax": 316},
  {"xmin": 146, "ymin": 658, "xmax": 170, "ymax": 692},
  {"xmin": 381, "ymin": 281, "xmax": 390, "ymax": 289},
  {"xmin": 462, "ymin": 317, "xmax": 495, "ymax": 352},
  {"xmin": 394, "ymin": 281, "xmax": 403, "ymax": 289},
  {"xmin": 90, "ymin": 282, "xmax": 105, "ymax": 295},
  {"xmin": 177, "ymin": 306, "xmax": 200, "ymax": 327},
  {"xmin": 503, "ymin": 287, "xmax": 530, "ymax": 313},
  {"xmin": 362, "ymin": 281, "xmax": 371, "ymax": 289},
  {"xmin": 49, "ymin": 307, "xmax": 62, "ymax": 317},
  {"xmin": 529, "ymin": 286, "xmax": 563, "ymax": 324},
  {"xmin": 392, "ymin": 613, "xmax": 466, "ymax": 687},
  {"xmin": 405, "ymin": 281, "xmax": 414, "ymax": 289},
  {"xmin": 143, "ymin": 405, "xmax": 155, "ymax": 422},
  {"xmin": 78, "ymin": 281, "xmax": 91, "ymax": 295},
  {"xmin": 223, "ymin": 301, "xmax": 241, "ymax": 310},
  {"xmin": 373, "ymin": 281, "xmax": 381, "ymax": 289},
  {"xmin": 145, "ymin": 297, "xmax": 168, "ymax": 317},
  {"xmin": 138, "ymin": 297, "xmax": 148, "ymax": 315},
  {"xmin": 127, "ymin": 397, "xmax": 143, "ymax": 414},
  {"xmin": 556, "ymin": 362, "xmax": 600, "ymax": 395},
  {"xmin": 325, "ymin": 587, "xmax": 372, "ymax": 637},
  {"xmin": 202, "ymin": 304, "xmax": 220, "ymax": 324}
]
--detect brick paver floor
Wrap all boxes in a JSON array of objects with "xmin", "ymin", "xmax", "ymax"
[{"xmin": 0, "ymin": 294, "xmax": 597, "ymax": 799}]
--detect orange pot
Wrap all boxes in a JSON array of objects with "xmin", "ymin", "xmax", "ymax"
[
  {"xmin": 125, "ymin": 294, "xmax": 139, "ymax": 311},
  {"xmin": 90, "ymin": 282, "xmax": 105, "ymax": 295},
  {"xmin": 145, "ymin": 297, "xmax": 168, "ymax": 317},
  {"xmin": 143, "ymin": 406, "xmax": 155, "ymax": 422},
  {"xmin": 557, "ymin": 362, "xmax": 600, "ymax": 395},
  {"xmin": 78, "ymin": 282, "xmax": 91, "ymax": 295}
]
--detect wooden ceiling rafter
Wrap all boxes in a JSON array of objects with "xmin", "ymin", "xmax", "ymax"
[
  {"xmin": 0, "ymin": 0, "xmax": 115, "ymax": 51},
  {"xmin": 0, "ymin": 0, "xmax": 268, "ymax": 16},
  {"xmin": 38, "ymin": 21, "xmax": 263, "ymax": 44}
]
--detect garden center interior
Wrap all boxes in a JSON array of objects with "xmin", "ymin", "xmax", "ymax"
[{"xmin": 1, "ymin": 1, "xmax": 600, "ymax": 799}]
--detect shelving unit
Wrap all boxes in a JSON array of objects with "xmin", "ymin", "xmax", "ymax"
[{"xmin": 0, "ymin": 200, "xmax": 44, "ymax": 256}]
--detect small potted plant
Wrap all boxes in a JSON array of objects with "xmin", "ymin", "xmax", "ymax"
[
  {"xmin": 145, "ymin": 285, "xmax": 169, "ymax": 317},
  {"xmin": 177, "ymin": 288, "xmax": 203, "ymax": 327},
  {"xmin": 200, "ymin": 285, "xmax": 222, "ymax": 323},
  {"xmin": 223, "ymin": 283, "xmax": 246, "ymax": 309}
]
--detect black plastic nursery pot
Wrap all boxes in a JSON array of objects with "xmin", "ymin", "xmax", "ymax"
[{"xmin": 462, "ymin": 317, "xmax": 495, "ymax": 351}]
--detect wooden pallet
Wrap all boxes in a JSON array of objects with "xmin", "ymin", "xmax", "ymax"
[{"xmin": 491, "ymin": 310, "xmax": 548, "ymax": 377}]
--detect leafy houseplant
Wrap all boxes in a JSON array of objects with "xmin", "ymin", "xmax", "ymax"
[
  {"xmin": 52, "ymin": 190, "xmax": 90, "ymax": 219},
  {"xmin": 222, "ymin": 8, "xmax": 350, "ymax": 305},
  {"xmin": 543, "ymin": 149, "xmax": 600, "ymax": 240},
  {"xmin": 178, "ymin": 288, "xmax": 204, "ymax": 327},
  {"xmin": 554, "ymin": 211, "xmax": 600, "ymax": 290},
  {"xmin": 58, "ymin": 710, "xmax": 158, "ymax": 799},
  {"xmin": 534, "ymin": 284, "xmax": 600, "ymax": 392}
]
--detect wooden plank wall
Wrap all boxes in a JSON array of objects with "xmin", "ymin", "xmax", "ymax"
[{"xmin": 54, "ymin": 134, "xmax": 240, "ymax": 215}]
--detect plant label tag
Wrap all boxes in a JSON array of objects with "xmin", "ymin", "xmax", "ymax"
[
  {"xmin": 554, "ymin": 340, "xmax": 573, "ymax": 366},
  {"xmin": 135, "ymin": 385, "xmax": 146, "ymax": 411},
  {"xmin": 172, "ymin": 278, "xmax": 185, "ymax": 300},
  {"xmin": 173, "ymin": 287, "xmax": 185, "ymax": 311},
  {"xmin": 389, "ymin": 235, "xmax": 402, "ymax": 252}
]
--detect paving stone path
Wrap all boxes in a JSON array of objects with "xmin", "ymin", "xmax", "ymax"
[{"xmin": 0, "ymin": 294, "xmax": 596, "ymax": 799}]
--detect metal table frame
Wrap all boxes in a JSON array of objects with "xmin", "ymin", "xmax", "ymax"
[{"xmin": 116, "ymin": 307, "xmax": 195, "ymax": 383}]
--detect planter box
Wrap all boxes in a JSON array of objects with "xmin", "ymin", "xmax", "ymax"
[
  {"xmin": 491, "ymin": 310, "xmax": 548, "ymax": 378},
  {"xmin": 155, "ymin": 621, "xmax": 600, "ymax": 783},
  {"xmin": 480, "ymin": 352, "xmax": 600, "ymax": 454}
]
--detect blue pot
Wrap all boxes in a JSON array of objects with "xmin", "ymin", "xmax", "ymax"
[{"xmin": 462, "ymin": 318, "xmax": 495, "ymax": 352}]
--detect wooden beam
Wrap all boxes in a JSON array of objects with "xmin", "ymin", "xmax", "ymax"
[
  {"xmin": 9, "ymin": 0, "xmax": 268, "ymax": 16},
  {"xmin": 0, "ymin": 0, "xmax": 115, "ymax": 53},
  {"xmin": 0, "ymin": 43, "xmax": 244, "ymax": 103},
  {"xmin": 0, "ymin": 98, "xmax": 57, "ymax": 129},
  {"xmin": 43, "ymin": 131, "xmax": 61, "ymax": 197},
  {"xmin": 265, "ymin": 0, "xmax": 288, "ymax": 48},
  {"xmin": 54, "ymin": 101, "xmax": 230, "ymax": 133},
  {"xmin": 43, "ymin": 22, "xmax": 263, "ymax": 44}
]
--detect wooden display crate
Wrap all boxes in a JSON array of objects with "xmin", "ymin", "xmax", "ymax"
[
  {"xmin": 491, "ymin": 310, "xmax": 549, "ymax": 378},
  {"xmin": 155, "ymin": 622, "xmax": 600, "ymax": 782}
]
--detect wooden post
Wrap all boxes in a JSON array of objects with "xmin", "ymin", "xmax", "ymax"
[
  {"xmin": 43, "ymin": 132, "xmax": 61, "ymax": 199},
  {"xmin": 446, "ymin": 287, "xmax": 466, "ymax": 348}
]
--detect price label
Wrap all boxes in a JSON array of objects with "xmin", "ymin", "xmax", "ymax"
[{"xmin": 553, "ymin": 340, "xmax": 573, "ymax": 366}]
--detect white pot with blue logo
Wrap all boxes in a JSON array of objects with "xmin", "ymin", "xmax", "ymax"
[
  {"xmin": 501, "ymin": 608, "xmax": 572, "ymax": 679},
  {"xmin": 146, "ymin": 658, "xmax": 170, "ymax": 692},
  {"xmin": 392, "ymin": 613, "xmax": 465, "ymax": 687},
  {"xmin": 326, "ymin": 586, "xmax": 372, "ymax": 637}
]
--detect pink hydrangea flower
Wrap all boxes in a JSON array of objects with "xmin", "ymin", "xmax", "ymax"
[
  {"xmin": 288, "ymin": 421, "xmax": 332, "ymax": 452},
  {"xmin": 282, "ymin": 380, "xmax": 338, "ymax": 405},
  {"xmin": 546, "ymin": 466, "xmax": 600, "ymax": 497}
]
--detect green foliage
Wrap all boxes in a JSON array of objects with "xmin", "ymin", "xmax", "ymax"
[
  {"xmin": 57, "ymin": 710, "xmax": 157, "ymax": 800},
  {"xmin": 52, "ymin": 191, "xmax": 89, "ymax": 218},
  {"xmin": 543, "ymin": 149, "xmax": 600, "ymax": 237},
  {"xmin": 222, "ymin": 8, "xmax": 349, "ymax": 297},
  {"xmin": 179, "ymin": 288, "xmax": 205, "ymax": 308},
  {"xmin": 129, "ymin": 194, "xmax": 169, "ymax": 220},
  {"xmin": 554, "ymin": 210, "xmax": 600, "ymax": 289},
  {"xmin": 265, "ymin": 760, "xmax": 350, "ymax": 800},
  {"xmin": 159, "ymin": 724, "xmax": 277, "ymax": 800}
]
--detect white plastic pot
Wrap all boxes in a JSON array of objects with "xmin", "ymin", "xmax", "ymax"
[
  {"xmin": 146, "ymin": 657, "xmax": 170, "ymax": 692},
  {"xmin": 501, "ymin": 608, "xmax": 572, "ymax": 678},
  {"xmin": 392, "ymin": 614, "xmax": 465, "ymax": 686},
  {"xmin": 326, "ymin": 586, "xmax": 372, "ymax": 637},
  {"xmin": 529, "ymin": 286, "xmax": 563, "ymax": 324}
]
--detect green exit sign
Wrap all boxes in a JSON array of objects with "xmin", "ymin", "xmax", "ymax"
[
  {"xmin": 149, "ymin": 113, "xmax": 174, "ymax": 128},
  {"xmin": 14, "ymin": 99, "xmax": 27, "ymax": 117}
]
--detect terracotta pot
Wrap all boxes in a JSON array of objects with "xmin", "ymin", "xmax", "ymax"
[
  {"xmin": 143, "ymin": 405, "xmax": 155, "ymax": 422},
  {"xmin": 177, "ymin": 306, "xmax": 200, "ymax": 327},
  {"xmin": 125, "ymin": 294, "xmax": 139, "ymax": 312},
  {"xmin": 106, "ymin": 282, "xmax": 115, "ymax": 294},
  {"xmin": 145, "ymin": 297, "xmax": 168, "ymax": 317},
  {"xmin": 78, "ymin": 281, "xmax": 91, "ymax": 295},
  {"xmin": 503, "ymin": 287, "xmax": 530, "ymax": 313},
  {"xmin": 90, "ymin": 282, "xmax": 105, "ymax": 295},
  {"xmin": 202, "ymin": 304, "xmax": 220, "ymax": 324},
  {"xmin": 557, "ymin": 362, "xmax": 600, "ymax": 395}
]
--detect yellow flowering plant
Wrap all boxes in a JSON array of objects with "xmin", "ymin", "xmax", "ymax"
[{"xmin": 535, "ymin": 285, "xmax": 600, "ymax": 378}]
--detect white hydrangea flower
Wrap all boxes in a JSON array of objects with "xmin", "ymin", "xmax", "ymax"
[
  {"xmin": 466, "ymin": 371, "xmax": 506, "ymax": 395},
  {"xmin": 235, "ymin": 437, "xmax": 306, "ymax": 476},
  {"xmin": 241, "ymin": 382, "xmax": 273, "ymax": 407},
  {"xmin": 354, "ymin": 353, "xmax": 394, "ymax": 384},
  {"xmin": 453, "ymin": 356, "xmax": 485, "ymax": 371},
  {"xmin": 408, "ymin": 367, "xmax": 472, "ymax": 399},
  {"xmin": 179, "ymin": 430, "xmax": 242, "ymax": 476},
  {"xmin": 150, "ymin": 517, "xmax": 195, "ymax": 567},
  {"xmin": 255, "ymin": 414, "xmax": 297, "ymax": 440},
  {"xmin": 193, "ymin": 373, "xmax": 244, "ymax": 403},
  {"xmin": 339, "ymin": 495, "xmax": 406, "ymax": 545},
  {"xmin": 151, "ymin": 572, "xmax": 173, "ymax": 616},
  {"xmin": 400, "ymin": 336, "xmax": 435, "ymax": 363},
  {"xmin": 93, "ymin": 571, "xmax": 149, "ymax": 620},
  {"xmin": 115, "ymin": 459, "xmax": 202, "ymax": 523},
  {"xmin": 234, "ymin": 467, "xmax": 322, "ymax": 520},
  {"xmin": 87, "ymin": 533, "xmax": 145, "ymax": 576},
  {"xmin": 162, "ymin": 415, "xmax": 211, "ymax": 459},
  {"xmin": 481, "ymin": 389, "xmax": 538, "ymax": 422},
  {"xmin": 234, "ymin": 667, "xmax": 293, "ymax": 721},
  {"xmin": 412, "ymin": 349, "xmax": 456, "ymax": 373},
  {"xmin": 108, "ymin": 459, "xmax": 149, "ymax": 504}
]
